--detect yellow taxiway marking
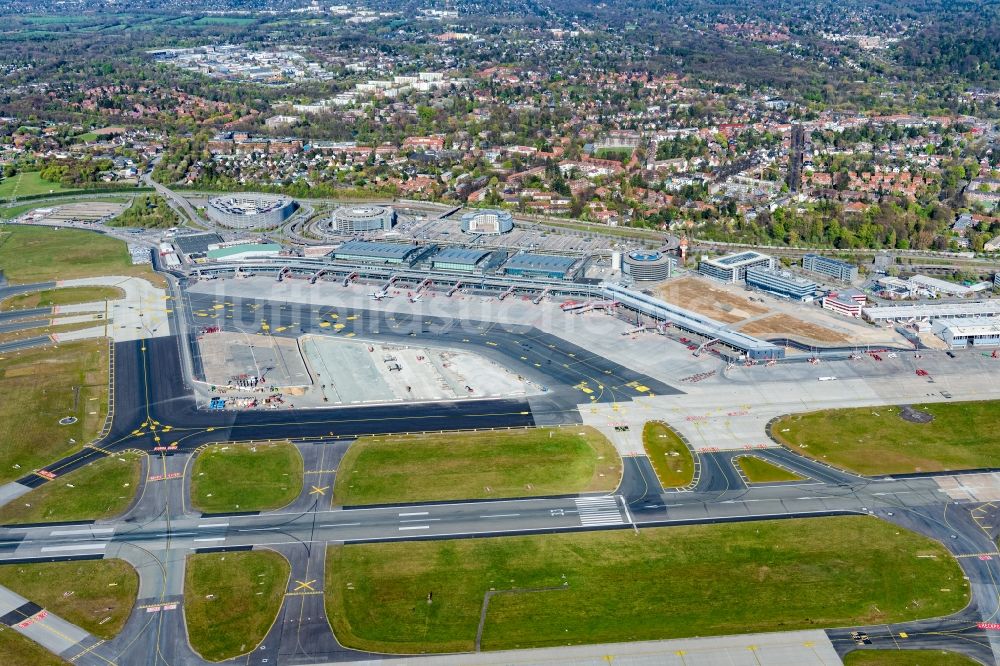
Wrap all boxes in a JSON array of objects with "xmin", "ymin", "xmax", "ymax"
[{"xmin": 309, "ymin": 485, "xmax": 328, "ymax": 496}]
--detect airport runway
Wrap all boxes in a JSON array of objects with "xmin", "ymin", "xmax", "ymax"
[
  {"xmin": 1, "ymin": 452, "xmax": 999, "ymax": 665},
  {"xmin": 0, "ymin": 280, "xmax": 999, "ymax": 665}
]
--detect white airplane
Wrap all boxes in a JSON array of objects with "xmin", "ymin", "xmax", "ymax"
[
  {"xmin": 370, "ymin": 291, "xmax": 389, "ymax": 301},
  {"xmin": 409, "ymin": 293, "xmax": 424, "ymax": 303}
]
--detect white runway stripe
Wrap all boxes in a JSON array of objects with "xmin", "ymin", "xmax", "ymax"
[{"xmin": 574, "ymin": 496, "xmax": 625, "ymax": 526}]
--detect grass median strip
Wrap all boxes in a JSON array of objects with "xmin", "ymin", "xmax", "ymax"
[
  {"xmin": 0, "ymin": 452, "xmax": 142, "ymax": 524},
  {"xmin": 333, "ymin": 427, "xmax": 621, "ymax": 506},
  {"xmin": 191, "ymin": 442, "xmax": 303, "ymax": 513},
  {"xmin": 0, "ymin": 559, "xmax": 138, "ymax": 639},
  {"xmin": 326, "ymin": 516, "xmax": 968, "ymax": 654},
  {"xmin": 641, "ymin": 421, "xmax": 694, "ymax": 488},
  {"xmin": 842, "ymin": 650, "xmax": 981, "ymax": 666},
  {"xmin": 1, "ymin": 285, "xmax": 124, "ymax": 311},
  {"xmin": 772, "ymin": 401, "xmax": 1000, "ymax": 475},
  {"xmin": 736, "ymin": 455, "xmax": 804, "ymax": 483},
  {"xmin": 0, "ymin": 339, "xmax": 108, "ymax": 485},
  {"xmin": 185, "ymin": 550, "xmax": 289, "ymax": 661}
]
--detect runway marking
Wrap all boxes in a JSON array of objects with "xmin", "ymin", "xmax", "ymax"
[
  {"xmin": 40, "ymin": 543, "xmax": 107, "ymax": 552},
  {"xmin": 399, "ymin": 525, "xmax": 430, "ymax": 531},
  {"xmin": 309, "ymin": 485, "xmax": 328, "ymax": 496},
  {"xmin": 955, "ymin": 552, "xmax": 1000, "ymax": 559},
  {"xmin": 399, "ymin": 511, "xmax": 429, "ymax": 517},
  {"xmin": 293, "ymin": 579, "xmax": 316, "ymax": 592},
  {"xmin": 198, "ymin": 522, "xmax": 229, "ymax": 528},
  {"xmin": 50, "ymin": 528, "xmax": 113, "ymax": 536},
  {"xmin": 69, "ymin": 639, "xmax": 106, "ymax": 662},
  {"xmin": 193, "ymin": 537, "xmax": 225, "ymax": 542},
  {"xmin": 319, "ymin": 523, "xmax": 361, "ymax": 528},
  {"xmin": 480, "ymin": 513, "xmax": 520, "ymax": 518},
  {"xmin": 574, "ymin": 496, "xmax": 625, "ymax": 526}
]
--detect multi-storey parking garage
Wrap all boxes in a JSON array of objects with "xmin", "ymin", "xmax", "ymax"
[
  {"xmin": 206, "ymin": 194, "xmax": 298, "ymax": 229},
  {"xmin": 327, "ymin": 205, "xmax": 397, "ymax": 234},
  {"xmin": 460, "ymin": 209, "xmax": 514, "ymax": 235},
  {"xmin": 623, "ymin": 251, "xmax": 675, "ymax": 281}
]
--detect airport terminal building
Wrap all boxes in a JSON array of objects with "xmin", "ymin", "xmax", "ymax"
[
  {"xmin": 331, "ymin": 240, "xmax": 431, "ymax": 265},
  {"xmin": 430, "ymin": 247, "xmax": 502, "ymax": 274},
  {"xmin": 502, "ymin": 253, "xmax": 580, "ymax": 280}
]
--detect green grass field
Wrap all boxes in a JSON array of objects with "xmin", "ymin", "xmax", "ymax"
[
  {"xmin": 772, "ymin": 401, "xmax": 1000, "ymax": 475},
  {"xmin": 641, "ymin": 421, "xmax": 695, "ymax": 488},
  {"xmin": 0, "ymin": 340, "xmax": 108, "ymax": 485},
  {"xmin": 191, "ymin": 442, "xmax": 303, "ymax": 513},
  {"xmin": 0, "ymin": 630, "xmax": 66, "ymax": 666},
  {"xmin": 334, "ymin": 427, "xmax": 621, "ymax": 506},
  {"xmin": 842, "ymin": 650, "xmax": 981, "ymax": 666},
  {"xmin": 326, "ymin": 516, "xmax": 967, "ymax": 654},
  {"xmin": 1, "ymin": 285, "xmax": 124, "ymax": 311},
  {"xmin": 736, "ymin": 456, "xmax": 804, "ymax": 483},
  {"xmin": 185, "ymin": 550, "xmax": 289, "ymax": 661},
  {"xmin": 0, "ymin": 559, "xmax": 138, "ymax": 639},
  {"xmin": 0, "ymin": 172, "xmax": 76, "ymax": 200},
  {"xmin": 0, "ymin": 452, "xmax": 142, "ymax": 524},
  {"xmin": 0, "ymin": 224, "xmax": 163, "ymax": 284}
]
